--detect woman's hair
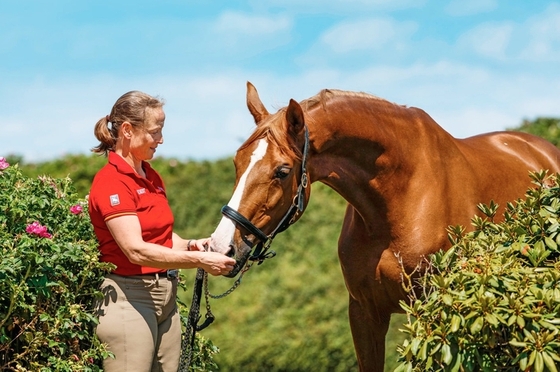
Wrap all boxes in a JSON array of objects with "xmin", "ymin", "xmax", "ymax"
[{"xmin": 92, "ymin": 91, "xmax": 165, "ymax": 155}]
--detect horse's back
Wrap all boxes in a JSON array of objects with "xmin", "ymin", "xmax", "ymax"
[
  {"xmin": 396, "ymin": 129, "xmax": 560, "ymax": 252},
  {"xmin": 458, "ymin": 131, "xmax": 560, "ymax": 174},
  {"xmin": 445, "ymin": 130, "xmax": 560, "ymax": 225}
]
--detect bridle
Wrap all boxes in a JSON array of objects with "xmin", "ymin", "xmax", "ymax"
[{"xmin": 220, "ymin": 126, "xmax": 310, "ymax": 264}]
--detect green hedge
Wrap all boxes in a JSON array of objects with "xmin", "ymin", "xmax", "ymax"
[{"xmin": 397, "ymin": 171, "xmax": 560, "ymax": 372}]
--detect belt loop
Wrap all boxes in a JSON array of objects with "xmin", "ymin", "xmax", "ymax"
[{"xmin": 155, "ymin": 272, "xmax": 160, "ymax": 287}]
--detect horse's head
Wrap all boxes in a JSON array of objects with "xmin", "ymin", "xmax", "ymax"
[{"xmin": 209, "ymin": 82, "xmax": 311, "ymax": 277}]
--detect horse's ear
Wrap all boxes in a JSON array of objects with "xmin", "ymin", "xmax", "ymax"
[
  {"xmin": 286, "ymin": 99, "xmax": 305, "ymax": 137},
  {"xmin": 246, "ymin": 81, "xmax": 269, "ymax": 125}
]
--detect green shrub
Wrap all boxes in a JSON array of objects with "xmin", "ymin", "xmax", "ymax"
[
  {"xmin": 0, "ymin": 160, "xmax": 217, "ymax": 371},
  {"xmin": 0, "ymin": 161, "xmax": 113, "ymax": 370},
  {"xmin": 397, "ymin": 170, "xmax": 560, "ymax": 372}
]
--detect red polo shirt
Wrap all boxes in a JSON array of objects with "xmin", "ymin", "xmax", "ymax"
[{"xmin": 88, "ymin": 151, "xmax": 174, "ymax": 276}]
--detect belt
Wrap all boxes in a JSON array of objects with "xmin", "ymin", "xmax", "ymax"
[{"xmin": 139, "ymin": 269, "xmax": 179, "ymax": 279}]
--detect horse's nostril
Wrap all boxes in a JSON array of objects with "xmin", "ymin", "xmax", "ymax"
[{"xmin": 226, "ymin": 246, "xmax": 235, "ymax": 258}]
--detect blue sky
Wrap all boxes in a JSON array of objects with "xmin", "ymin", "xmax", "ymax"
[{"xmin": 1, "ymin": 0, "xmax": 559, "ymax": 162}]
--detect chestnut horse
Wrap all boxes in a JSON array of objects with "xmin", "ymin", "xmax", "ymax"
[{"xmin": 209, "ymin": 82, "xmax": 560, "ymax": 371}]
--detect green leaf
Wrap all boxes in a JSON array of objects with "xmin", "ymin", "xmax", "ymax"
[
  {"xmin": 441, "ymin": 344, "xmax": 452, "ymax": 365},
  {"xmin": 410, "ymin": 338, "xmax": 421, "ymax": 356},
  {"xmin": 535, "ymin": 351, "xmax": 544, "ymax": 372},
  {"xmin": 449, "ymin": 314, "xmax": 461, "ymax": 333},
  {"xmin": 485, "ymin": 313, "xmax": 499, "ymax": 327},
  {"xmin": 470, "ymin": 316, "xmax": 484, "ymax": 334},
  {"xmin": 509, "ymin": 340, "xmax": 527, "ymax": 348},
  {"xmin": 517, "ymin": 316, "xmax": 526, "ymax": 329},
  {"xmin": 544, "ymin": 236, "xmax": 558, "ymax": 250},
  {"xmin": 518, "ymin": 351, "xmax": 529, "ymax": 371},
  {"xmin": 542, "ymin": 351, "xmax": 558, "ymax": 372},
  {"xmin": 529, "ymin": 350, "xmax": 538, "ymax": 368},
  {"xmin": 419, "ymin": 338, "xmax": 428, "ymax": 360}
]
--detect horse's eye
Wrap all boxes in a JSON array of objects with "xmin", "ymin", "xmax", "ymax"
[{"xmin": 274, "ymin": 167, "xmax": 290, "ymax": 179}]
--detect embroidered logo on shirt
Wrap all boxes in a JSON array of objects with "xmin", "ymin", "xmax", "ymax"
[
  {"xmin": 137, "ymin": 188, "xmax": 146, "ymax": 195},
  {"xmin": 157, "ymin": 186, "xmax": 165, "ymax": 192},
  {"xmin": 110, "ymin": 194, "xmax": 120, "ymax": 206}
]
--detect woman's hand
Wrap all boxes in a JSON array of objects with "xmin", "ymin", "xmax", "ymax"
[
  {"xmin": 188, "ymin": 238, "xmax": 210, "ymax": 251},
  {"xmin": 198, "ymin": 251, "xmax": 236, "ymax": 276}
]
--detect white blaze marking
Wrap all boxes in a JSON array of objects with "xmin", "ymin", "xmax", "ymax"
[{"xmin": 211, "ymin": 139, "xmax": 269, "ymax": 253}]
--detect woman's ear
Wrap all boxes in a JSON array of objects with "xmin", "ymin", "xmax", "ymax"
[{"xmin": 121, "ymin": 122, "xmax": 133, "ymax": 139}]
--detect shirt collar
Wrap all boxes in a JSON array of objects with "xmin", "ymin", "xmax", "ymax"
[{"xmin": 108, "ymin": 151, "xmax": 155, "ymax": 179}]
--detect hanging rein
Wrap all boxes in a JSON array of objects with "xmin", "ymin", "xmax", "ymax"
[{"xmin": 179, "ymin": 126, "xmax": 310, "ymax": 370}]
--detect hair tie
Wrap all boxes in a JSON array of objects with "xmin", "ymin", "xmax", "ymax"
[{"xmin": 105, "ymin": 115, "xmax": 111, "ymax": 122}]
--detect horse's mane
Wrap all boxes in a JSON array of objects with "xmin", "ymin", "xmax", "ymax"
[
  {"xmin": 300, "ymin": 88, "xmax": 387, "ymax": 111},
  {"xmin": 239, "ymin": 89, "xmax": 394, "ymax": 160},
  {"xmin": 239, "ymin": 111, "xmax": 302, "ymax": 161}
]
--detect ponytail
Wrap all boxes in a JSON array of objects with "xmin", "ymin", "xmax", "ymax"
[{"xmin": 91, "ymin": 116, "xmax": 117, "ymax": 156}]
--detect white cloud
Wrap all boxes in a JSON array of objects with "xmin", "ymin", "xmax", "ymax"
[
  {"xmin": 296, "ymin": 17, "xmax": 418, "ymax": 68},
  {"xmin": 214, "ymin": 11, "xmax": 292, "ymax": 35},
  {"xmin": 202, "ymin": 11, "xmax": 294, "ymax": 56},
  {"xmin": 453, "ymin": 4, "xmax": 560, "ymax": 63},
  {"xmin": 320, "ymin": 18, "xmax": 417, "ymax": 53},
  {"xmin": 248, "ymin": 0, "xmax": 425, "ymax": 13},
  {"xmin": 519, "ymin": 4, "xmax": 560, "ymax": 61},
  {"xmin": 434, "ymin": 108, "xmax": 514, "ymax": 138},
  {"xmin": 457, "ymin": 22, "xmax": 514, "ymax": 60},
  {"xmin": 445, "ymin": 0, "xmax": 498, "ymax": 16}
]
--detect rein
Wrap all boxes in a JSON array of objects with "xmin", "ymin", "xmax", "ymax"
[
  {"xmin": 179, "ymin": 264, "xmax": 253, "ymax": 371},
  {"xmin": 221, "ymin": 125, "xmax": 310, "ymax": 264}
]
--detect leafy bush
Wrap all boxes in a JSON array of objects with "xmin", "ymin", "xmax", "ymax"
[
  {"xmin": 0, "ymin": 159, "xmax": 217, "ymax": 371},
  {"xmin": 0, "ymin": 160, "xmax": 113, "ymax": 370},
  {"xmin": 10, "ymin": 154, "xmax": 107, "ymax": 198},
  {"xmin": 397, "ymin": 171, "xmax": 560, "ymax": 372}
]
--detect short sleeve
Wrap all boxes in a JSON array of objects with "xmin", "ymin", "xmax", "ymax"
[{"xmin": 90, "ymin": 178, "xmax": 138, "ymax": 222}]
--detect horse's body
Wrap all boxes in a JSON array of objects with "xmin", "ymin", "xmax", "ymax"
[{"xmin": 209, "ymin": 83, "xmax": 560, "ymax": 371}]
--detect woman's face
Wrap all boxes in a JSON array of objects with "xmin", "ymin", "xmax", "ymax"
[{"xmin": 130, "ymin": 107, "xmax": 165, "ymax": 161}]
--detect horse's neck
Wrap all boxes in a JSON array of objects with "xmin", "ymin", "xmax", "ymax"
[{"xmin": 307, "ymin": 99, "xmax": 456, "ymax": 224}]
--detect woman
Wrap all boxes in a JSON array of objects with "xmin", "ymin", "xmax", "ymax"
[{"xmin": 88, "ymin": 91, "xmax": 236, "ymax": 371}]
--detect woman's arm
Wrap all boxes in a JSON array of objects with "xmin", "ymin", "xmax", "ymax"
[
  {"xmin": 106, "ymin": 215, "xmax": 235, "ymax": 275},
  {"xmin": 172, "ymin": 233, "xmax": 210, "ymax": 252},
  {"xmin": 172, "ymin": 233, "xmax": 189, "ymax": 251}
]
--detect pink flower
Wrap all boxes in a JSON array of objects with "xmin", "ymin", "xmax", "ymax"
[
  {"xmin": 26, "ymin": 221, "xmax": 52, "ymax": 239},
  {"xmin": 69, "ymin": 204, "xmax": 83, "ymax": 215},
  {"xmin": 0, "ymin": 157, "xmax": 9, "ymax": 170}
]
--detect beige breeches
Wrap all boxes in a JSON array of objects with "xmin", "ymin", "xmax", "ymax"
[{"xmin": 96, "ymin": 273, "xmax": 181, "ymax": 372}]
